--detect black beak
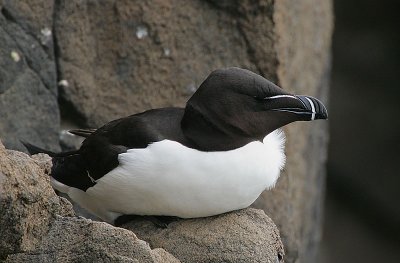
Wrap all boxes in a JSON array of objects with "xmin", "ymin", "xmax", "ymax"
[
  {"xmin": 264, "ymin": 95, "xmax": 328, "ymax": 121},
  {"xmin": 296, "ymin": 95, "xmax": 328, "ymax": 120}
]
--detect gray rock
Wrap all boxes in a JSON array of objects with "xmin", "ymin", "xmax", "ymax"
[
  {"xmin": 59, "ymin": 129, "xmax": 84, "ymax": 151},
  {"xmin": 0, "ymin": 1, "xmax": 55, "ymax": 48},
  {"xmin": 0, "ymin": 142, "xmax": 74, "ymax": 260},
  {"xmin": 0, "ymin": 2, "xmax": 60, "ymax": 152},
  {"xmin": 0, "ymin": 141, "xmax": 179, "ymax": 262},
  {"xmin": 53, "ymin": 1, "xmax": 332, "ymax": 262},
  {"xmin": 5, "ymin": 217, "xmax": 181, "ymax": 263},
  {"xmin": 0, "ymin": 69, "xmax": 60, "ymax": 152},
  {"xmin": 251, "ymin": 1, "xmax": 332, "ymax": 262},
  {"xmin": 122, "ymin": 208, "xmax": 285, "ymax": 263},
  {"xmin": 54, "ymin": 0, "xmax": 255, "ymax": 127},
  {"xmin": 0, "ymin": 1, "xmax": 333, "ymax": 262},
  {"xmin": 0, "ymin": 141, "xmax": 284, "ymax": 262}
]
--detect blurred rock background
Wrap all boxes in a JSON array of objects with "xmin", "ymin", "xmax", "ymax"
[
  {"xmin": 1, "ymin": 1, "xmax": 335, "ymax": 262},
  {"xmin": 319, "ymin": 0, "xmax": 400, "ymax": 262}
]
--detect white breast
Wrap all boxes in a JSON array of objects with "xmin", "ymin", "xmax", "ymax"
[{"xmin": 65, "ymin": 130, "xmax": 286, "ymax": 223}]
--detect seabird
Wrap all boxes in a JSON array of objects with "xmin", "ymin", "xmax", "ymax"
[{"xmin": 24, "ymin": 67, "xmax": 328, "ymax": 224}]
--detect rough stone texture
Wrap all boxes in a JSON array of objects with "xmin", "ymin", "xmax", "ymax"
[
  {"xmin": 0, "ymin": 141, "xmax": 74, "ymax": 259},
  {"xmin": 0, "ymin": 154, "xmax": 286, "ymax": 262},
  {"xmin": 0, "ymin": 141, "xmax": 284, "ymax": 262},
  {"xmin": 252, "ymin": 1, "xmax": 332, "ymax": 262},
  {"xmin": 54, "ymin": 0, "xmax": 255, "ymax": 127},
  {"xmin": 0, "ymin": 140, "xmax": 179, "ymax": 262},
  {"xmin": 0, "ymin": 1, "xmax": 60, "ymax": 152},
  {"xmin": 54, "ymin": 1, "xmax": 332, "ymax": 262},
  {"xmin": 5, "ymin": 217, "xmax": 181, "ymax": 263},
  {"xmin": 0, "ymin": 1, "xmax": 332, "ymax": 262},
  {"xmin": 122, "ymin": 208, "xmax": 284, "ymax": 263}
]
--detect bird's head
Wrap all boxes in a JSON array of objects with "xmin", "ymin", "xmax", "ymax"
[{"xmin": 182, "ymin": 67, "xmax": 328, "ymax": 150}]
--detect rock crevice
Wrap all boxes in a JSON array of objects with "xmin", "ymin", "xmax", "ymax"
[{"xmin": 0, "ymin": 1, "xmax": 332, "ymax": 262}]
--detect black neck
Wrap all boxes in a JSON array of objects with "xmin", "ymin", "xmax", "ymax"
[{"xmin": 181, "ymin": 105, "xmax": 257, "ymax": 151}]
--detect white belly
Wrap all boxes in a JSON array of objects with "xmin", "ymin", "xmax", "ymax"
[{"xmin": 63, "ymin": 130, "xmax": 286, "ymax": 223}]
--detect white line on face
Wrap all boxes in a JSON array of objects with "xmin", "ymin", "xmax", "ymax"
[{"xmin": 264, "ymin": 95, "xmax": 297, "ymax": 100}]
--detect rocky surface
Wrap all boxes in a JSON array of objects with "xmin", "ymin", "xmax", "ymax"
[
  {"xmin": 54, "ymin": 0, "xmax": 256, "ymax": 127},
  {"xmin": 0, "ymin": 1, "xmax": 60, "ymax": 152},
  {"xmin": 5, "ymin": 217, "xmax": 181, "ymax": 263},
  {"xmin": 0, "ymin": 141, "xmax": 179, "ymax": 262},
  {"xmin": 0, "ymin": 1, "xmax": 332, "ymax": 262},
  {"xmin": 0, "ymin": 148, "xmax": 74, "ymax": 258},
  {"xmin": 252, "ymin": 1, "xmax": 333, "ymax": 262},
  {"xmin": 54, "ymin": 1, "xmax": 333, "ymax": 261},
  {"xmin": 0, "ymin": 141, "xmax": 284, "ymax": 262},
  {"xmin": 123, "ymin": 208, "xmax": 284, "ymax": 263}
]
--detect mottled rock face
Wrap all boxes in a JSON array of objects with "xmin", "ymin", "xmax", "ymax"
[
  {"xmin": 0, "ymin": 1, "xmax": 60, "ymax": 152},
  {"xmin": 54, "ymin": 0, "xmax": 257, "ymax": 127},
  {"xmin": 0, "ymin": 142, "xmax": 74, "ymax": 259},
  {"xmin": 252, "ymin": 1, "xmax": 332, "ymax": 262},
  {"xmin": 0, "ymin": 140, "xmax": 284, "ymax": 262},
  {"xmin": 5, "ymin": 218, "xmax": 181, "ymax": 263},
  {"xmin": 122, "ymin": 208, "xmax": 285, "ymax": 263},
  {"xmin": 0, "ymin": 1, "xmax": 332, "ymax": 262},
  {"xmin": 53, "ymin": 2, "xmax": 332, "ymax": 259},
  {"xmin": 0, "ymin": 141, "xmax": 179, "ymax": 262}
]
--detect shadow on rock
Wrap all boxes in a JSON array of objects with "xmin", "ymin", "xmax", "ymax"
[{"xmin": 0, "ymin": 140, "xmax": 284, "ymax": 262}]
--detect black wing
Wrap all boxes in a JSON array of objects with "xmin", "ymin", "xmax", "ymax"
[{"xmin": 77, "ymin": 107, "xmax": 193, "ymax": 181}]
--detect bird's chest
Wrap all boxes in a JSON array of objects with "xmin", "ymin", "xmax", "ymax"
[{"xmin": 73, "ymin": 131, "xmax": 286, "ymax": 220}]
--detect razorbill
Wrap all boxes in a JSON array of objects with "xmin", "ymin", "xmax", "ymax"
[{"xmin": 24, "ymin": 67, "xmax": 328, "ymax": 224}]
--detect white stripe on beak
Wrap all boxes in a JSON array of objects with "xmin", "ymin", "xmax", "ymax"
[{"xmin": 305, "ymin": 97, "xmax": 316, "ymax": 120}]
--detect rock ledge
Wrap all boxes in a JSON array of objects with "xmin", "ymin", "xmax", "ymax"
[{"xmin": 0, "ymin": 141, "xmax": 284, "ymax": 262}]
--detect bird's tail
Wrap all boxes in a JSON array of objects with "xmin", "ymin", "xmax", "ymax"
[
  {"xmin": 21, "ymin": 141, "xmax": 93, "ymax": 190},
  {"xmin": 68, "ymin": 128, "xmax": 96, "ymax": 138},
  {"xmin": 21, "ymin": 141, "xmax": 79, "ymax": 157}
]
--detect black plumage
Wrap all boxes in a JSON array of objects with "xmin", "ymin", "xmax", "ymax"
[{"xmin": 24, "ymin": 67, "xmax": 327, "ymax": 192}]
